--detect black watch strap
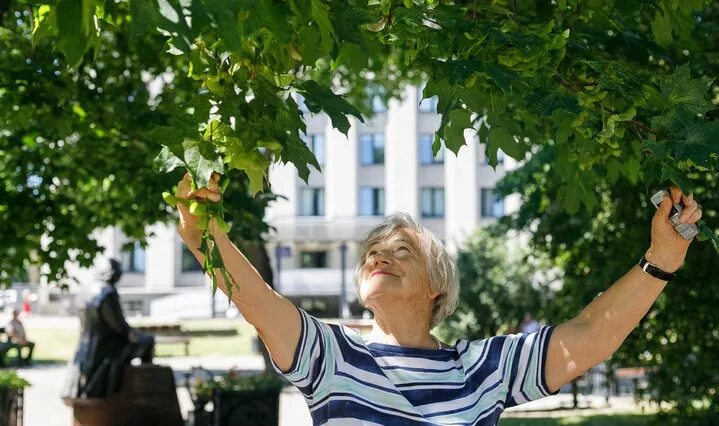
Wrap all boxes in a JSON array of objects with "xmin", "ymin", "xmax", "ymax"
[{"xmin": 639, "ymin": 256, "xmax": 676, "ymax": 281}]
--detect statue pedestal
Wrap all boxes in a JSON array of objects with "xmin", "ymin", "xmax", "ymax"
[{"xmin": 63, "ymin": 364, "xmax": 183, "ymax": 426}]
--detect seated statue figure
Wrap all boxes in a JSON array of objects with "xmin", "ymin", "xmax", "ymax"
[{"xmin": 62, "ymin": 258, "xmax": 155, "ymax": 398}]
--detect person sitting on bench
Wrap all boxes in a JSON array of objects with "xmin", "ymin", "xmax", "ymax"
[{"xmin": 5, "ymin": 309, "xmax": 34, "ymax": 365}]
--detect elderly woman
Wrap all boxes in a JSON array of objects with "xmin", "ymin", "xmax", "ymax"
[{"xmin": 176, "ymin": 173, "xmax": 702, "ymax": 425}]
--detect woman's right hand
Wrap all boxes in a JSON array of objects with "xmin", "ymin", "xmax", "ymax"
[{"xmin": 175, "ymin": 172, "xmax": 221, "ymax": 249}]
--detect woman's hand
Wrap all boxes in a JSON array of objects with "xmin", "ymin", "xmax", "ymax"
[
  {"xmin": 646, "ymin": 186, "xmax": 703, "ymax": 273},
  {"xmin": 175, "ymin": 172, "xmax": 221, "ymax": 249}
]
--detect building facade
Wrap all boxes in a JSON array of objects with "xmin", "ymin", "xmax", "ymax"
[{"xmin": 27, "ymin": 84, "xmax": 517, "ymax": 319}]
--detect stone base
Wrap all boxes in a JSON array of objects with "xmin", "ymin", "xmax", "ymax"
[{"xmin": 63, "ymin": 364, "xmax": 183, "ymax": 426}]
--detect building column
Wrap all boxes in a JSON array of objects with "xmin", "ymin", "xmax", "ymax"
[
  {"xmin": 145, "ymin": 222, "xmax": 177, "ymax": 291},
  {"xmin": 445, "ymin": 133, "xmax": 479, "ymax": 255},
  {"xmin": 385, "ymin": 85, "xmax": 419, "ymax": 217},
  {"xmin": 325, "ymin": 117, "xmax": 358, "ymax": 220}
]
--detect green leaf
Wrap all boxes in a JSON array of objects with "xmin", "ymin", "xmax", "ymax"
[
  {"xmin": 442, "ymin": 108, "xmax": 472, "ymax": 153},
  {"xmin": 162, "ymin": 192, "xmax": 179, "ymax": 208},
  {"xmin": 558, "ymin": 182, "xmax": 581, "ymax": 214},
  {"xmin": 154, "ymin": 145, "xmax": 185, "ymax": 173},
  {"xmin": 674, "ymin": 122, "xmax": 719, "ymax": 168},
  {"xmin": 280, "ymin": 135, "xmax": 321, "ymax": 183},
  {"xmin": 600, "ymin": 107, "xmax": 636, "ymax": 141},
  {"xmin": 488, "ymin": 126, "xmax": 527, "ymax": 163},
  {"xmin": 698, "ymin": 223, "xmax": 719, "ymax": 252},
  {"xmin": 297, "ymin": 25, "xmax": 324, "ymax": 64},
  {"xmin": 423, "ymin": 78, "xmax": 454, "ymax": 116},
  {"xmin": 660, "ymin": 166, "xmax": 692, "ymax": 194},
  {"xmin": 189, "ymin": 201, "xmax": 206, "ymax": 216},
  {"xmin": 297, "ymin": 80, "xmax": 364, "ymax": 135},
  {"xmin": 660, "ymin": 65, "xmax": 715, "ymax": 115},
  {"xmin": 625, "ymin": 157, "xmax": 642, "ymax": 184},
  {"xmin": 182, "ymin": 139, "xmax": 225, "ymax": 188},
  {"xmin": 651, "ymin": 9, "xmax": 673, "ymax": 48},
  {"xmin": 311, "ymin": 0, "xmax": 335, "ymax": 52},
  {"xmin": 55, "ymin": 0, "xmax": 95, "ymax": 67},
  {"xmin": 333, "ymin": 42, "xmax": 369, "ymax": 72},
  {"xmin": 215, "ymin": 216, "xmax": 231, "ymax": 233},
  {"xmin": 221, "ymin": 267, "xmax": 236, "ymax": 299}
]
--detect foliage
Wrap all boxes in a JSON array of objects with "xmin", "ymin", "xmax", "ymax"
[
  {"xmin": 194, "ymin": 371, "xmax": 283, "ymax": 401},
  {"xmin": 438, "ymin": 227, "xmax": 555, "ymax": 341},
  {"xmin": 496, "ymin": 143, "xmax": 719, "ymax": 416},
  {"xmin": 31, "ymin": 0, "xmax": 719, "ymax": 246},
  {"xmin": 0, "ymin": 370, "xmax": 30, "ymax": 390},
  {"xmin": 0, "ymin": 5, "xmax": 274, "ymax": 286}
]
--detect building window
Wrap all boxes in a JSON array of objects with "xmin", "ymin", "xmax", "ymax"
[
  {"xmin": 122, "ymin": 242, "xmax": 146, "ymax": 273},
  {"xmin": 419, "ymin": 134, "xmax": 444, "ymax": 165},
  {"xmin": 181, "ymin": 245, "xmax": 203, "ymax": 273},
  {"xmin": 481, "ymin": 188, "xmax": 505, "ymax": 218},
  {"xmin": 418, "ymin": 83, "xmax": 438, "ymax": 113},
  {"xmin": 420, "ymin": 188, "xmax": 445, "ymax": 218},
  {"xmin": 371, "ymin": 94, "xmax": 386, "ymax": 113},
  {"xmin": 368, "ymin": 86, "xmax": 387, "ymax": 113},
  {"xmin": 121, "ymin": 299, "xmax": 144, "ymax": 316},
  {"xmin": 360, "ymin": 133, "xmax": 385, "ymax": 165},
  {"xmin": 483, "ymin": 148, "xmax": 505, "ymax": 165},
  {"xmin": 304, "ymin": 133, "xmax": 325, "ymax": 166},
  {"xmin": 300, "ymin": 251, "xmax": 328, "ymax": 268},
  {"xmin": 359, "ymin": 187, "xmax": 385, "ymax": 216},
  {"xmin": 299, "ymin": 187, "xmax": 325, "ymax": 216}
]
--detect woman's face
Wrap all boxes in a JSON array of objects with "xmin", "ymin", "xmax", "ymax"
[{"xmin": 358, "ymin": 228, "xmax": 437, "ymax": 309}]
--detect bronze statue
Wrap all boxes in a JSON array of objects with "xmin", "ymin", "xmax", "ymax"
[{"xmin": 62, "ymin": 258, "xmax": 155, "ymax": 398}]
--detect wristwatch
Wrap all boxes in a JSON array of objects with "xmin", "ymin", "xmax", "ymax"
[{"xmin": 639, "ymin": 256, "xmax": 676, "ymax": 281}]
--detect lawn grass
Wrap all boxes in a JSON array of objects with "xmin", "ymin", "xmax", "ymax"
[
  {"xmin": 500, "ymin": 414, "xmax": 652, "ymax": 425},
  {"xmin": 25, "ymin": 327, "xmax": 79, "ymax": 364},
  {"xmin": 24, "ymin": 318, "xmax": 259, "ymax": 363}
]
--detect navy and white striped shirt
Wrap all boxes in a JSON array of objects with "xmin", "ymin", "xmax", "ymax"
[{"xmin": 272, "ymin": 307, "xmax": 557, "ymax": 425}]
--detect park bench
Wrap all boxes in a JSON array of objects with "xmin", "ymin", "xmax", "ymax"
[
  {"xmin": 135, "ymin": 324, "xmax": 239, "ymax": 357},
  {"xmin": 135, "ymin": 324, "xmax": 191, "ymax": 356}
]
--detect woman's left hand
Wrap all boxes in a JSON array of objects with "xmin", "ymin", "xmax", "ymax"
[{"xmin": 646, "ymin": 186, "xmax": 702, "ymax": 273}]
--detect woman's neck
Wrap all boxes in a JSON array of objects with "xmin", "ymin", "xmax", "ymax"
[{"xmin": 367, "ymin": 306, "xmax": 438, "ymax": 349}]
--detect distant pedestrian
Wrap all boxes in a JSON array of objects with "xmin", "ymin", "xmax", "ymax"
[{"xmin": 520, "ymin": 312, "xmax": 541, "ymax": 334}]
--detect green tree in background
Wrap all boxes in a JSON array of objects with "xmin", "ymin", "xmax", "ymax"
[
  {"xmin": 439, "ymin": 227, "xmax": 555, "ymax": 342},
  {"xmin": 0, "ymin": 6, "xmax": 274, "ymax": 285},
  {"xmin": 497, "ymin": 145, "xmax": 719, "ymax": 418}
]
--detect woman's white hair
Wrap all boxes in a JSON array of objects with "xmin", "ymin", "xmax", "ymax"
[{"xmin": 355, "ymin": 212, "xmax": 459, "ymax": 328}]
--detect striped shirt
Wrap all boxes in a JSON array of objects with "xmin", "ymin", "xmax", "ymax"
[{"xmin": 271, "ymin": 307, "xmax": 557, "ymax": 425}]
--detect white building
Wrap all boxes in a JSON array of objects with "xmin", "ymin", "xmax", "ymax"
[{"xmin": 27, "ymin": 85, "xmax": 518, "ymax": 319}]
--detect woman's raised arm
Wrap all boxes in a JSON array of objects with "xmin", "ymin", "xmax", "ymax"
[
  {"xmin": 175, "ymin": 173, "xmax": 301, "ymax": 372},
  {"xmin": 544, "ymin": 187, "xmax": 702, "ymax": 392}
]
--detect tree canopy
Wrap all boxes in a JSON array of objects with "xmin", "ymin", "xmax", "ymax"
[
  {"xmin": 15, "ymin": 0, "xmax": 716, "ymax": 289},
  {"xmin": 29, "ymin": 0, "xmax": 719, "ymax": 212},
  {"xmin": 0, "ymin": 5, "xmax": 273, "ymax": 286}
]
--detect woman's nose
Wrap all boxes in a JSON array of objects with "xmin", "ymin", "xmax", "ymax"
[{"xmin": 369, "ymin": 251, "xmax": 390, "ymax": 265}]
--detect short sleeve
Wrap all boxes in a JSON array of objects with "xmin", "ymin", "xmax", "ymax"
[
  {"xmin": 269, "ymin": 306, "xmax": 334, "ymax": 399},
  {"xmin": 504, "ymin": 325, "xmax": 558, "ymax": 407}
]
